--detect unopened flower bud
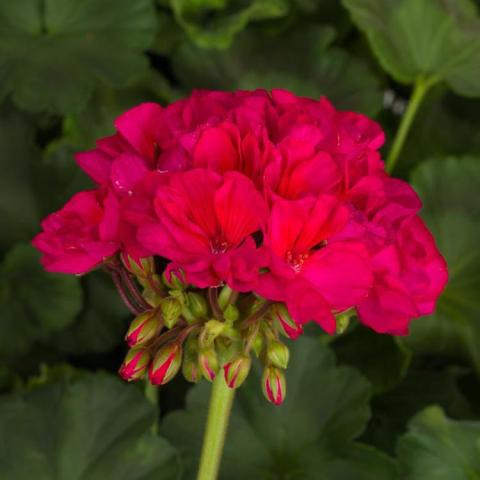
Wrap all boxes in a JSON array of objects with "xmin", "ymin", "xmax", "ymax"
[
  {"xmin": 149, "ymin": 343, "xmax": 182, "ymax": 385},
  {"xmin": 182, "ymin": 335, "xmax": 200, "ymax": 383},
  {"xmin": 272, "ymin": 303, "xmax": 303, "ymax": 339},
  {"xmin": 218, "ymin": 285, "xmax": 234, "ymax": 309},
  {"xmin": 199, "ymin": 347, "xmax": 219, "ymax": 382},
  {"xmin": 224, "ymin": 304, "xmax": 239, "ymax": 323},
  {"xmin": 121, "ymin": 253, "xmax": 155, "ymax": 278},
  {"xmin": 199, "ymin": 320, "xmax": 225, "ymax": 348},
  {"xmin": 119, "ymin": 348, "xmax": 150, "ymax": 382},
  {"xmin": 187, "ymin": 292, "xmax": 208, "ymax": 318},
  {"xmin": 224, "ymin": 355, "xmax": 251, "ymax": 389},
  {"xmin": 335, "ymin": 310, "xmax": 353, "ymax": 334},
  {"xmin": 251, "ymin": 333, "xmax": 264, "ymax": 357},
  {"xmin": 262, "ymin": 366, "xmax": 286, "ymax": 405},
  {"xmin": 160, "ymin": 297, "xmax": 182, "ymax": 328},
  {"xmin": 182, "ymin": 357, "xmax": 201, "ymax": 383},
  {"xmin": 162, "ymin": 269, "xmax": 186, "ymax": 290},
  {"xmin": 266, "ymin": 340, "xmax": 290, "ymax": 369},
  {"xmin": 143, "ymin": 287, "xmax": 163, "ymax": 308},
  {"xmin": 125, "ymin": 311, "xmax": 161, "ymax": 347}
]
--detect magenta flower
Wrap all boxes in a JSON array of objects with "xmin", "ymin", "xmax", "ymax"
[
  {"xmin": 32, "ymin": 188, "xmax": 120, "ymax": 274},
  {"xmin": 32, "ymin": 90, "xmax": 448, "ymax": 408},
  {"xmin": 137, "ymin": 168, "xmax": 268, "ymax": 290},
  {"xmin": 257, "ymin": 194, "xmax": 372, "ymax": 333},
  {"xmin": 357, "ymin": 216, "xmax": 448, "ymax": 334}
]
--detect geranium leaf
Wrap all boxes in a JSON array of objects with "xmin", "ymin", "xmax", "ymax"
[
  {"xmin": 397, "ymin": 406, "xmax": 480, "ymax": 479},
  {"xmin": 170, "ymin": 0, "xmax": 290, "ymax": 49},
  {"xmin": 342, "ymin": 0, "xmax": 480, "ymax": 97},
  {"xmin": 0, "ymin": 372, "xmax": 181, "ymax": 479},
  {"xmin": 63, "ymin": 72, "xmax": 175, "ymax": 149},
  {"xmin": 162, "ymin": 338, "xmax": 399, "ymax": 479},
  {"xmin": 172, "ymin": 25, "xmax": 383, "ymax": 115},
  {"xmin": 54, "ymin": 272, "xmax": 129, "ymax": 355},
  {"xmin": 364, "ymin": 367, "xmax": 473, "ymax": 454},
  {"xmin": 0, "ymin": 106, "xmax": 40, "ymax": 248},
  {"xmin": 0, "ymin": 0, "xmax": 156, "ymax": 113},
  {"xmin": 0, "ymin": 244, "xmax": 83, "ymax": 358},
  {"xmin": 395, "ymin": 91, "xmax": 480, "ymax": 178},
  {"xmin": 333, "ymin": 324, "xmax": 412, "ymax": 393}
]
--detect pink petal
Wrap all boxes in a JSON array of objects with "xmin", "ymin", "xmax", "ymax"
[
  {"xmin": 114, "ymin": 103, "xmax": 164, "ymax": 162},
  {"xmin": 98, "ymin": 189, "xmax": 120, "ymax": 242},
  {"xmin": 214, "ymin": 172, "xmax": 267, "ymax": 246},
  {"xmin": 193, "ymin": 125, "xmax": 239, "ymax": 173},
  {"xmin": 75, "ymin": 149, "xmax": 112, "ymax": 184},
  {"xmin": 302, "ymin": 241, "xmax": 373, "ymax": 311},
  {"xmin": 110, "ymin": 153, "xmax": 149, "ymax": 194},
  {"xmin": 285, "ymin": 279, "xmax": 336, "ymax": 334}
]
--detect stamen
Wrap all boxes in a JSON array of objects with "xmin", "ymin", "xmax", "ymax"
[
  {"xmin": 286, "ymin": 251, "xmax": 309, "ymax": 272},
  {"xmin": 210, "ymin": 238, "xmax": 229, "ymax": 254}
]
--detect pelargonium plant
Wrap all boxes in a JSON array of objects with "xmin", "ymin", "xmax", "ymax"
[{"xmin": 33, "ymin": 89, "xmax": 447, "ymax": 480}]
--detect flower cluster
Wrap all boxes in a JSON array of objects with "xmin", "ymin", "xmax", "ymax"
[{"xmin": 33, "ymin": 89, "xmax": 447, "ymax": 404}]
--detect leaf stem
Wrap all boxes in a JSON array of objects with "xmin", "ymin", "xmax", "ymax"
[
  {"xmin": 196, "ymin": 375, "xmax": 235, "ymax": 480},
  {"xmin": 385, "ymin": 76, "xmax": 436, "ymax": 174}
]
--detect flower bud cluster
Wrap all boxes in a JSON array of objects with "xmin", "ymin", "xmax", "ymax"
[{"xmin": 118, "ymin": 272, "xmax": 295, "ymax": 404}]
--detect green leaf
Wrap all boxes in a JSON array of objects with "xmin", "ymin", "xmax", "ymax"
[
  {"xmin": 342, "ymin": 0, "xmax": 480, "ymax": 97},
  {"xmin": 403, "ymin": 157, "xmax": 480, "ymax": 374},
  {"xmin": 411, "ymin": 156, "xmax": 480, "ymax": 218},
  {"xmin": 170, "ymin": 0, "xmax": 290, "ymax": 49},
  {"xmin": 64, "ymin": 72, "xmax": 176, "ymax": 149},
  {"xmin": 153, "ymin": 11, "xmax": 186, "ymax": 55},
  {"xmin": 333, "ymin": 324, "xmax": 411, "ymax": 393},
  {"xmin": 0, "ymin": 0, "xmax": 156, "ymax": 114},
  {"xmin": 34, "ymin": 139, "xmax": 93, "ymax": 217},
  {"xmin": 363, "ymin": 367, "xmax": 473, "ymax": 455},
  {"xmin": 54, "ymin": 271, "xmax": 129, "ymax": 355},
  {"xmin": 0, "ymin": 106, "xmax": 40, "ymax": 248},
  {"xmin": 162, "ymin": 338, "xmax": 399, "ymax": 479},
  {"xmin": 0, "ymin": 372, "xmax": 181, "ymax": 479},
  {"xmin": 397, "ymin": 406, "xmax": 480, "ymax": 479},
  {"xmin": 172, "ymin": 25, "xmax": 383, "ymax": 115},
  {"xmin": 395, "ymin": 91, "xmax": 480, "ymax": 177},
  {"xmin": 0, "ymin": 244, "xmax": 82, "ymax": 358}
]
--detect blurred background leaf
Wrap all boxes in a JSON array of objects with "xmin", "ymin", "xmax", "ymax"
[
  {"xmin": 0, "ymin": 0, "xmax": 157, "ymax": 113},
  {"xmin": 363, "ymin": 366, "xmax": 474, "ymax": 455},
  {"xmin": 0, "ymin": 244, "xmax": 82, "ymax": 359},
  {"xmin": 169, "ymin": 0, "xmax": 290, "ymax": 49},
  {"xmin": 54, "ymin": 272, "xmax": 129, "ymax": 356},
  {"xmin": 0, "ymin": 106, "xmax": 41, "ymax": 248},
  {"xmin": 343, "ymin": 0, "xmax": 480, "ymax": 96},
  {"xmin": 333, "ymin": 323, "xmax": 412, "ymax": 394},
  {"xmin": 0, "ymin": 371, "xmax": 181, "ymax": 479},
  {"xmin": 397, "ymin": 406, "xmax": 480, "ymax": 479},
  {"xmin": 172, "ymin": 24, "xmax": 383, "ymax": 116}
]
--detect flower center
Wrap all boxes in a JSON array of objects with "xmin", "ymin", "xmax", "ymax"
[
  {"xmin": 210, "ymin": 238, "xmax": 229, "ymax": 254},
  {"xmin": 286, "ymin": 251, "xmax": 309, "ymax": 273}
]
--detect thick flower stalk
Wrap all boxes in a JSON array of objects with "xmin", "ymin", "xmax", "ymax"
[{"xmin": 32, "ymin": 89, "xmax": 448, "ymax": 479}]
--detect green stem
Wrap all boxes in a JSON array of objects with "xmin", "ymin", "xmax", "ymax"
[
  {"xmin": 144, "ymin": 380, "xmax": 159, "ymax": 434},
  {"xmin": 385, "ymin": 76, "xmax": 436, "ymax": 174},
  {"xmin": 197, "ymin": 375, "xmax": 235, "ymax": 480}
]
